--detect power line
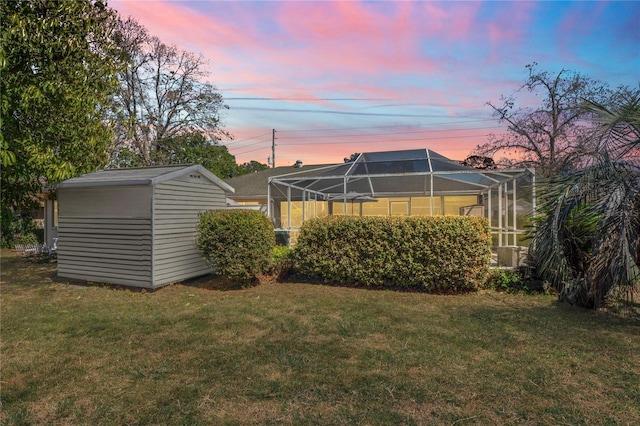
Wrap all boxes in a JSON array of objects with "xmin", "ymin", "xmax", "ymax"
[
  {"xmin": 226, "ymin": 97, "xmax": 391, "ymax": 101},
  {"xmin": 224, "ymin": 132, "xmax": 272, "ymax": 146},
  {"xmin": 230, "ymin": 106, "xmax": 486, "ymax": 119},
  {"xmin": 229, "ymin": 126, "xmax": 505, "ymax": 155},
  {"xmin": 276, "ymin": 125, "xmax": 502, "ymax": 140},
  {"xmin": 278, "ymin": 132, "xmax": 496, "ymax": 146},
  {"xmin": 234, "ymin": 145, "xmax": 271, "ymax": 156},
  {"xmin": 276, "ymin": 118, "xmax": 496, "ymax": 133},
  {"xmin": 231, "ymin": 131, "xmax": 501, "ymax": 157},
  {"xmin": 228, "ymin": 139, "xmax": 271, "ymax": 150}
]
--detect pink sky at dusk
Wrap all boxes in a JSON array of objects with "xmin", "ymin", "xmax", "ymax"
[{"xmin": 110, "ymin": 0, "xmax": 639, "ymax": 167}]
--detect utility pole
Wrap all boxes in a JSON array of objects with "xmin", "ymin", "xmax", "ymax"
[{"xmin": 271, "ymin": 129, "xmax": 277, "ymax": 168}]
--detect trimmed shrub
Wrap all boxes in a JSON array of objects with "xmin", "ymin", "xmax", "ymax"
[
  {"xmin": 197, "ymin": 210, "xmax": 275, "ymax": 282},
  {"xmin": 293, "ymin": 215, "xmax": 491, "ymax": 292},
  {"xmin": 272, "ymin": 245, "xmax": 295, "ymax": 281},
  {"xmin": 483, "ymin": 267, "xmax": 551, "ymax": 294},
  {"xmin": 483, "ymin": 268, "xmax": 524, "ymax": 292}
]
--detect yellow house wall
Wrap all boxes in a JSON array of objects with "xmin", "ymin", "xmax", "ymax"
[
  {"xmin": 280, "ymin": 201, "xmax": 329, "ymax": 228},
  {"xmin": 279, "ymin": 195, "xmax": 480, "ymax": 228}
]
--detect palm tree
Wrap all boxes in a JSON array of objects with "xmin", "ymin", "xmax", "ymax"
[{"xmin": 531, "ymin": 88, "xmax": 640, "ymax": 309}]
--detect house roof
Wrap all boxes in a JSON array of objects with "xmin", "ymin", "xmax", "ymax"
[
  {"xmin": 58, "ymin": 164, "xmax": 235, "ymax": 193},
  {"xmin": 224, "ymin": 164, "xmax": 330, "ymax": 198}
]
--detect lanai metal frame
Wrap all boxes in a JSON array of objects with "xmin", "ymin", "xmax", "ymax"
[{"xmin": 268, "ymin": 149, "xmax": 535, "ymax": 247}]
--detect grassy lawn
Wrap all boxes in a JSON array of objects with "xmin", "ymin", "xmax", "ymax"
[{"xmin": 1, "ymin": 249, "xmax": 639, "ymax": 425}]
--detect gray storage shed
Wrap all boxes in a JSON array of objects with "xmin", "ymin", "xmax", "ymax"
[{"xmin": 56, "ymin": 165, "xmax": 234, "ymax": 289}]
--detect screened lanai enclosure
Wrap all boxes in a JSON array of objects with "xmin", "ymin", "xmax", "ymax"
[{"xmin": 268, "ymin": 149, "xmax": 535, "ymax": 248}]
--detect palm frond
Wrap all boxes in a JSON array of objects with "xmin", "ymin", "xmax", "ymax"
[{"xmin": 531, "ymin": 87, "xmax": 640, "ymax": 308}]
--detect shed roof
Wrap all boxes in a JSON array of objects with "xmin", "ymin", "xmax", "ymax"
[{"xmin": 58, "ymin": 164, "xmax": 234, "ymax": 193}]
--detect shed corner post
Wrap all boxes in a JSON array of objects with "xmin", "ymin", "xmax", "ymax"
[{"xmin": 150, "ymin": 186, "xmax": 156, "ymax": 288}]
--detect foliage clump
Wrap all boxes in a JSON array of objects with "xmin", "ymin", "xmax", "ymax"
[
  {"xmin": 1, "ymin": 0, "xmax": 121, "ymax": 213},
  {"xmin": 197, "ymin": 210, "xmax": 275, "ymax": 283},
  {"xmin": 271, "ymin": 245, "xmax": 295, "ymax": 281},
  {"xmin": 482, "ymin": 268, "xmax": 550, "ymax": 294},
  {"xmin": 293, "ymin": 215, "xmax": 491, "ymax": 292},
  {"xmin": 1, "ymin": 214, "xmax": 40, "ymax": 248},
  {"xmin": 530, "ymin": 90, "xmax": 640, "ymax": 309}
]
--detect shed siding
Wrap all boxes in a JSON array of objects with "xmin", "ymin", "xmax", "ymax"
[
  {"xmin": 153, "ymin": 175, "xmax": 226, "ymax": 286},
  {"xmin": 57, "ymin": 217, "xmax": 152, "ymax": 287},
  {"xmin": 58, "ymin": 186, "xmax": 152, "ymax": 218}
]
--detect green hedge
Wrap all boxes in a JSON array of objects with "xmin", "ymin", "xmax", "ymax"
[
  {"xmin": 197, "ymin": 210, "xmax": 275, "ymax": 282},
  {"xmin": 293, "ymin": 215, "xmax": 491, "ymax": 292}
]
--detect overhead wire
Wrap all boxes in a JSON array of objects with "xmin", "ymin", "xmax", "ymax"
[
  {"xmin": 224, "ymin": 132, "xmax": 272, "ymax": 146},
  {"xmin": 276, "ymin": 118, "xmax": 496, "ymax": 133},
  {"xmin": 234, "ymin": 145, "xmax": 272, "ymax": 156},
  {"xmin": 277, "ymin": 132, "xmax": 495, "ymax": 146},
  {"xmin": 228, "ymin": 124, "xmax": 505, "ymax": 156},
  {"xmin": 276, "ymin": 125, "xmax": 502, "ymax": 140},
  {"xmin": 229, "ymin": 106, "xmax": 490, "ymax": 119},
  {"xmin": 224, "ymin": 99, "xmax": 504, "ymax": 158}
]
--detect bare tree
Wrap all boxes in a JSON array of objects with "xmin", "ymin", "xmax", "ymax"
[
  {"xmin": 475, "ymin": 63, "xmax": 612, "ymax": 177},
  {"xmin": 460, "ymin": 155, "xmax": 496, "ymax": 170},
  {"xmin": 110, "ymin": 17, "xmax": 231, "ymax": 166}
]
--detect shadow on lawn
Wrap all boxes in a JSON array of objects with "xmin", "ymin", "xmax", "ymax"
[
  {"xmin": 3, "ymin": 248, "xmax": 638, "ymax": 319},
  {"xmin": 0, "ymin": 249, "xmax": 60, "ymax": 288},
  {"xmin": 181, "ymin": 274, "xmax": 261, "ymax": 291}
]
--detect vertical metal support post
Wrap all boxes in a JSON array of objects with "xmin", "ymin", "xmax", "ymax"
[
  {"xmin": 343, "ymin": 177, "xmax": 348, "ymax": 216},
  {"xmin": 267, "ymin": 180, "xmax": 272, "ymax": 221},
  {"xmin": 301, "ymin": 190, "xmax": 306, "ymax": 224},
  {"xmin": 430, "ymin": 173, "xmax": 434, "ymax": 215},
  {"xmin": 512, "ymin": 179, "xmax": 517, "ymax": 246},
  {"xmin": 531, "ymin": 169, "xmax": 537, "ymax": 252},
  {"xmin": 287, "ymin": 186, "xmax": 291, "ymax": 230},
  {"xmin": 487, "ymin": 187, "xmax": 492, "ymax": 242},
  {"xmin": 498, "ymin": 183, "xmax": 503, "ymax": 247},
  {"xmin": 504, "ymin": 182, "xmax": 509, "ymax": 246}
]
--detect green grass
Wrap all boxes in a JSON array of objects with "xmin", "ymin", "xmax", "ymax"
[{"xmin": 1, "ymin": 250, "xmax": 639, "ymax": 425}]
